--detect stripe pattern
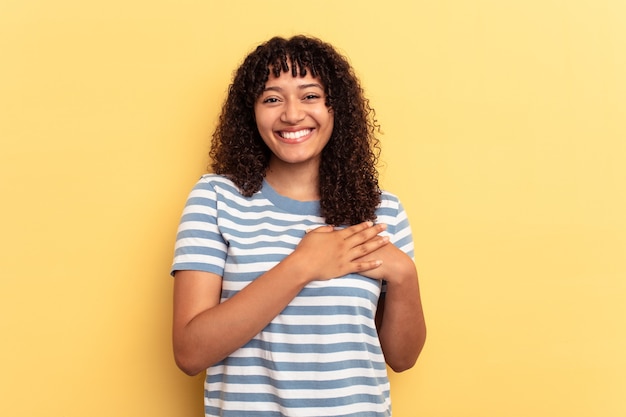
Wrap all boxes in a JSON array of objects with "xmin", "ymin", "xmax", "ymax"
[{"xmin": 172, "ymin": 174, "xmax": 414, "ymax": 416}]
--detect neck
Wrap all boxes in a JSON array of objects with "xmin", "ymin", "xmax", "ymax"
[{"xmin": 264, "ymin": 158, "xmax": 320, "ymax": 201}]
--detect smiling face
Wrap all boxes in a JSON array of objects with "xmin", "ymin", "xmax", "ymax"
[{"xmin": 254, "ymin": 69, "xmax": 334, "ymax": 172}]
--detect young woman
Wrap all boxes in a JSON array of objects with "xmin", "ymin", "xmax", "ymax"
[{"xmin": 171, "ymin": 35, "xmax": 426, "ymax": 417}]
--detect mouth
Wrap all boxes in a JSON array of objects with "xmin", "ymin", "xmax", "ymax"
[
  {"xmin": 279, "ymin": 129, "xmax": 312, "ymax": 140},
  {"xmin": 276, "ymin": 128, "xmax": 313, "ymax": 143}
]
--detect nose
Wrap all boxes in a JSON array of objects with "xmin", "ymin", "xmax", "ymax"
[{"xmin": 280, "ymin": 99, "xmax": 305, "ymax": 124}]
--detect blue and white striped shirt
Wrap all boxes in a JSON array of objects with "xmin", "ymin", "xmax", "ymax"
[{"xmin": 172, "ymin": 174, "xmax": 414, "ymax": 417}]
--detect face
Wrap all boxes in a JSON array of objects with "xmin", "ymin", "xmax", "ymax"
[{"xmin": 254, "ymin": 70, "xmax": 334, "ymax": 170}]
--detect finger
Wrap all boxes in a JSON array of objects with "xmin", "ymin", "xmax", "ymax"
[
  {"xmin": 306, "ymin": 225, "xmax": 334, "ymax": 234},
  {"xmin": 335, "ymin": 221, "xmax": 375, "ymax": 239},
  {"xmin": 352, "ymin": 259, "xmax": 383, "ymax": 273},
  {"xmin": 344, "ymin": 222, "xmax": 387, "ymax": 245},
  {"xmin": 351, "ymin": 234, "xmax": 390, "ymax": 258}
]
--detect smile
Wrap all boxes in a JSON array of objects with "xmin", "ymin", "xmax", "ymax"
[{"xmin": 279, "ymin": 129, "xmax": 312, "ymax": 140}]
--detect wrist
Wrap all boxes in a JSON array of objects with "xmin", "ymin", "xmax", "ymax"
[{"xmin": 281, "ymin": 250, "xmax": 316, "ymax": 286}]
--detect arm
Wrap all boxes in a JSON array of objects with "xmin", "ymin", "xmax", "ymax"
[
  {"xmin": 359, "ymin": 225, "xmax": 426, "ymax": 372},
  {"xmin": 373, "ymin": 246, "xmax": 426, "ymax": 372},
  {"xmin": 173, "ymin": 221, "xmax": 390, "ymax": 376}
]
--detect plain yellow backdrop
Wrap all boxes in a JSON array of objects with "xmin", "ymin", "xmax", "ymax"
[{"xmin": 1, "ymin": 1, "xmax": 625, "ymax": 416}]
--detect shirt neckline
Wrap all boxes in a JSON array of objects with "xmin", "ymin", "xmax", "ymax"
[{"xmin": 261, "ymin": 179, "xmax": 321, "ymax": 216}]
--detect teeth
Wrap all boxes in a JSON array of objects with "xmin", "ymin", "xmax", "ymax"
[{"xmin": 281, "ymin": 129, "xmax": 311, "ymax": 139}]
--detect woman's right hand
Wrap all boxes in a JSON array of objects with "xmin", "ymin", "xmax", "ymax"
[{"xmin": 291, "ymin": 221, "xmax": 390, "ymax": 282}]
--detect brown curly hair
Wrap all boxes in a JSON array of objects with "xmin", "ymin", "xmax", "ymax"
[{"xmin": 209, "ymin": 35, "xmax": 381, "ymax": 226}]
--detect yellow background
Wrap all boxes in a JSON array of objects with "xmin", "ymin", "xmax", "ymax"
[{"xmin": 1, "ymin": 0, "xmax": 624, "ymax": 416}]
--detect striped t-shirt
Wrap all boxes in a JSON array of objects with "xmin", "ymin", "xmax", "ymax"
[{"xmin": 171, "ymin": 174, "xmax": 415, "ymax": 417}]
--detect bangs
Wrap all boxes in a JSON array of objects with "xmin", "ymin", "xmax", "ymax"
[
  {"xmin": 261, "ymin": 36, "xmax": 326, "ymax": 80},
  {"xmin": 268, "ymin": 51, "xmax": 320, "ymax": 79}
]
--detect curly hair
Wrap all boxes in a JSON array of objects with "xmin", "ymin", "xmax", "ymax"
[{"xmin": 209, "ymin": 35, "xmax": 381, "ymax": 226}]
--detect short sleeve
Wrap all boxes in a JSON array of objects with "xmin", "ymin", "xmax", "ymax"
[
  {"xmin": 170, "ymin": 176, "xmax": 228, "ymax": 276},
  {"xmin": 377, "ymin": 192, "xmax": 415, "ymax": 260},
  {"xmin": 376, "ymin": 192, "xmax": 416, "ymax": 296}
]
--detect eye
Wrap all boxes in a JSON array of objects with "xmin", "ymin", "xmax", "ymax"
[
  {"xmin": 262, "ymin": 97, "xmax": 280, "ymax": 104},
  {"xmin": 303, "ymin": 94, "xmax": 321, "ymax": 101}
]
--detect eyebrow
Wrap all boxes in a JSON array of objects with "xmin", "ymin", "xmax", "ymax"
[{"xmin": 262, "ymin": 83, "xmax": 324, "ymax": 93}]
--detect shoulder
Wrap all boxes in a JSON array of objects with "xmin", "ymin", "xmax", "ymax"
[
  {"xmin": 187, "ymin": 174, "xmax": 276, "ymax": 215},
  {"xmin": 179, "ymin": 175, "xmax": 244, "ymax": 216},
  {"xmin": 377, "ymin": 190, "xmax": 405, "ymax": 215},
  {"xmin": 376, "ymin": 189, "xmax": 411, "ymax": 230},
  {"xmin": 193, "ymin": 173, "xmax": 238, "ymax": 192},
  {"xmin": 186, "ymin": 174, "xmax": 244, "ymax": 200},
  {"xmin": 377, "ymin": 189, "xmax": 414, "ymax": 254}
]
